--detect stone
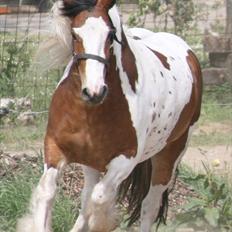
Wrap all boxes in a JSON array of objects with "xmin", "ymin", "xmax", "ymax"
[
  {"xmin": 202, "ymin": 68, "xmax": 227, "ymax": 85},
  {"xmin": 15, "ymin": 97, "xmax": 32, "ymax": 110},
  {"xmin": 209, "ymin": 52, "xmax": 230, "ymax": 68},
  {"xmin": 0, "ymin": 98, "xmax": 14, "ymax": 108},
  {"xmin": 204, "ymin": 33, "xmax": 231, "ymax": 53},
  {"xmin": 17, "ymin": 110, "xmax": 36, "ymax": 125}
]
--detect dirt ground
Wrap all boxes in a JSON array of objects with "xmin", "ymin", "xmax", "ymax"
[
  {"xmin": 183, "ymin": 145, "xmax": 232, "ymax": 172},
  {"xmin": 183, "ymin": 123, "xmax": 232, "ymax": 172}
]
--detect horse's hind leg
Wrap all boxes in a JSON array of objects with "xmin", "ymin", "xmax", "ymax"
[
  {"xmin": 16, "ymin": 137, "xmax": 65, "ymax": 232},
  {"xmin": 70, "ymin": 165, "xmax": 100, "ymax": 232},
  {"xmin": 140, "ymin": 129, "xmax": 190, "ymax": 232}
]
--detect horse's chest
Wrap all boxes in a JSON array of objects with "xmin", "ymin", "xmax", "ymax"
[{"xmin": 52, "ymin": 105, "xmax": 138, "ymax": 171}]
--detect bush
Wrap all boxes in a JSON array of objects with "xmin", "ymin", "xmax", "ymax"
[{"xmin": 0, "ymin": 40, "xmax": 30, "ymax": 98}]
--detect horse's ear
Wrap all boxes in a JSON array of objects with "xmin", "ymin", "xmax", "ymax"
[{"xmin": 96, "ymin": 0, "xmax": 116, "ymax": 10}]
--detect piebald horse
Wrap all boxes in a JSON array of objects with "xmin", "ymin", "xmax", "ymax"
[{"xmin": 17, "ymin": 0, "xmax": 202, "ymax": 231}]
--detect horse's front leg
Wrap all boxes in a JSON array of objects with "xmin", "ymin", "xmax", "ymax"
[
  {"xmin": 89, "ymin": 155, "xmax": 137, "ymax": 232},
  {"xmin": 70, "ymin": 165, "xmax": 100, "ymax": 232},
  {"xmin": 16, "ymin": 137, "xmax": 65, "ymax": 232},
  {"xmin": 16, "ymin": 165, "xmax": 62, "ymax": 232}
]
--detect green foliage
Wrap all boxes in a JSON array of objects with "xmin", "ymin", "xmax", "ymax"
[
  {"xmin": 127, "ymin": 0, "xmax": 195, "ymax": 36},
  {"xmin": 203, "ymin": 83, "xmax": 232, "ymax": 105},
  {"xmin": 127, "ymin": 0, "xmax": 162, "ymax": 27},
  {"xmin": 0, "ymin": 155, "xmax": 79, "ymax": 232},
  {"xmin": 0, "ymin": 158, "xmax": 42, "ymax": 232},
  {"xmin": 171, "ymin": 0, "xmax": 194, "ymax": 35},
  {"xmin": 177, "ymin": 164, "xmax": 232, "ymax": 231},
  {"xmin": 0, "ymin": 33, "xmax": 60, "ymax": 112}
]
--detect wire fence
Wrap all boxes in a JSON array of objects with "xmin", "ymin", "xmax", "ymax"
[{"xmin": 0, "ymin": 0, "xmax": 231, "ymax": 127}]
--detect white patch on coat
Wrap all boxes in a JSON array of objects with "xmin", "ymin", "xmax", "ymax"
[
  {"xmin": 73, "ymin": 17, "xmax": 109, "ymax": 95},
  {"xmin": 70, "ymin": 166, "xmax": 100, "ymax": 232},
  {"xmin": 91, "ymin": 155, "xmax": 137, "ymax": 204},
  {"xmin": 89, "ymin": 154, "xmax": 136, "ymax": 231},
  {"xmin": 109, "ymin": 7, "xmax": 194, "ymax": 162},
  {"xmin": 140, "ymin": 184, "xmax": 167, "ymax": 232}
]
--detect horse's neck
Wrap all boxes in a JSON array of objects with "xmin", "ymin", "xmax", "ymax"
[{"xmin": 109, "ymin": 7, "xmax": 138, "ymax": 93}]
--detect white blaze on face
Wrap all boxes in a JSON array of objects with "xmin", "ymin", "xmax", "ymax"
[{"xmin": 73, "ymin": 17, "xmax": 109, "ymax": 95}]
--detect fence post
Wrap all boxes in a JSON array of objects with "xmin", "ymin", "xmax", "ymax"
[
  {"xmin": 226, "ymin": 0, "xmax": 232, "ymax": 84},
  {"xmin": 226, "ymin": 0, "xmax": 232, "ymax": 35}
]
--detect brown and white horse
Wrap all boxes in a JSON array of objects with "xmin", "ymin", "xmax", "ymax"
[{"xmin": 17, "ymin": 0, "xmax": 202, "ymax": 231}]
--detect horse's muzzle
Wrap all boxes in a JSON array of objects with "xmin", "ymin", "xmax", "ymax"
[{"xmin": 81, "ymin": 86, "xmax": 108, "ymax": 105}]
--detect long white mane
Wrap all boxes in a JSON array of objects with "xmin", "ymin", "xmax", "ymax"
[
  {"xmin": 35, "ymin": 1, "xmax": 123, "ymax": 72},
  {"xmin": 35, "ymin": 1, "xmax": 72, "ymax": 71}
]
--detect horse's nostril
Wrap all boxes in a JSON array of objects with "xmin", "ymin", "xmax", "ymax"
[
  {"xmin": 82, "ymin": 88, "xmax": 91, "ymax": 99},
  {"xmin": 100, "ymin": 85, "xmax": 108, "ymax": 99},
  {"xmin": 81, "ymin": 86, "xmax": 108, "ymax": 104}
]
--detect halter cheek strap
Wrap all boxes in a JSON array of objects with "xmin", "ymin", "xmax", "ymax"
[{"xmin": 73, "ymin": 53, "xmax": 109, "ymax": 66}]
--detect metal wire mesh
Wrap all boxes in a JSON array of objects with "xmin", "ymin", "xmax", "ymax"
[{"xmin": 0, "ymin": 0, "xmax": 231, "ymax": 120}]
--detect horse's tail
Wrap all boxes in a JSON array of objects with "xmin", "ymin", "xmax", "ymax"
[{"xmin": 117, "ymin": 158, "xmax": 152, "ymax": 226}]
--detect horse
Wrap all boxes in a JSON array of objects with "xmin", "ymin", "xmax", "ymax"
[{"xmin": 17, "ymin": 0, "xmax": 202, "ymax": 231}]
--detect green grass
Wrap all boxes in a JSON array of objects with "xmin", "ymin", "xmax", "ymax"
[
  {"xmin": 190, "ymin": 83, "xmax": 232, "ymax": 146},
  {"xmin": 0, "ymin": 119, "xmax": 46, "ymax": 151},
  {"xmin": 0, "ymin": 156, "xmax": 79, "ymax": 232},
  {"xmin": 200, "ymin": 83, "xmax": 232, "ymax": 124},
  {"xmin": 1, "ymin": 157, "xmax": 231, "ymax": 232}
]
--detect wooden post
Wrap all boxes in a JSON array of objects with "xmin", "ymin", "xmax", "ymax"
[
  {"xmin": 226, "ymin": 0, "xmax": 232, "ymax": 35},
  {"xmin": 226, "ymin": 0, "xmax": 232, "ymax": 84}
]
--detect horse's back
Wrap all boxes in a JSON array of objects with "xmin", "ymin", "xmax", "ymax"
[{"xmin": 127, "ymin": 28, "xmax": 190, "ymax": 57}]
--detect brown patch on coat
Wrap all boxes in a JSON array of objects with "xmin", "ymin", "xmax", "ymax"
[
  {"xmin": 186, "ymin": 50, "xmax": 203, "ymax": 124},
  {"xmin": 44, "ymin": 54, "xmax": 137, "ymax": 171},
  {"xmin": 151, "ymin": 129, "xmax": 188, "ymax": 186},
  {"xmin": 148, "ymin": 48, "xmax": 170, "ymax": 70},
  {"xmin": 121, "ymin": 30, "xmax": 138, "ymax": 92}
]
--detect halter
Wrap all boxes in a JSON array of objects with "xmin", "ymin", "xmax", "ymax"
[
  {"xmin": 72, "ymin": 23, "xmax": 123, "ymax": 66},
  {"xmin": 73, "ymin": 52, "xmax": 109, "ymax": 66}
]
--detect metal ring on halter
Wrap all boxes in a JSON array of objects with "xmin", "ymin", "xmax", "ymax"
[{"xmin": 73, "ymin": 53, "xmax": 109, "ymax": 66}]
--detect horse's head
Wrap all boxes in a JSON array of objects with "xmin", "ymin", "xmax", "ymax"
[{"xmin": 62, "ymin": 0, "xmax": 117, "ymax": 105}]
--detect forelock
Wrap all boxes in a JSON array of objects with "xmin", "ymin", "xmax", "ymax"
[{"xmin": 61, "ymin": 0, "xmax": 97, "ymax": 17}]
